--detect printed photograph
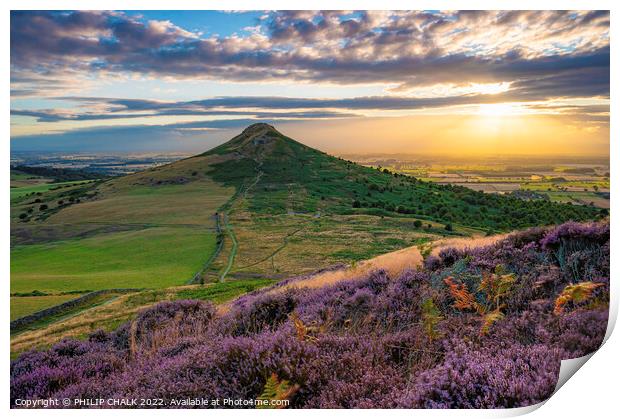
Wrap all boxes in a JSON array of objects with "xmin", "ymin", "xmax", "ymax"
[{"xmin": 9, "ymin": 9, "xmax": 610, "ymax": 409}]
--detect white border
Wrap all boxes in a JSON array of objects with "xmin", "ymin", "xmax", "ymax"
[{"xmin": 3, "ymin": 1, "xmax": 617, "ymax": 417}]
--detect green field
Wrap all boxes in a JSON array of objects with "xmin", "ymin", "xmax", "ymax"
[
  {"xmin": 10, "ymin": 171, "xmax": 35, "ymax": 181},
  {"xmin": 175, "ymin": 278, "xmax": 278, "ymax": 304},
  {"xmin": 11, "ymin": 227, "xmax": 217, "ymax": 293},
  {"xmin": 10, "ymin": 180, "xmax": 96, "ymax": 201},
  {"xmin": 10, "ymin": 294, "xmax": 80, "ymax": 320}
]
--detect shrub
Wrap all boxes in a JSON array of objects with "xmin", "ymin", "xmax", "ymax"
[{"xmin": 10, "ymin": 221, "xmax": 609, "ymax": 409}]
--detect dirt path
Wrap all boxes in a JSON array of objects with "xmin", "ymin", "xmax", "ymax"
[
  {"xmin": 187, "ymin": 213, "xmax": 224, "ymax": 284},
  {"xmin": 219, "ymin": 155, "xmax": 263, "ymax": 281},
  {"xmin": 219, "ymin": 213, "xmax": 239, "ymax": 281}
]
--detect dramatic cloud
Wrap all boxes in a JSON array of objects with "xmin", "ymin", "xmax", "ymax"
[
  {"xmin": 10, "ymin": 10, "xmax": 610, "ymax": 154},
  {"xmin": 11, "ymin": 10, "xmax": 609, "ymax": 98},
  {"xmin": 10, "ymin": 107, "xmax": 358, "ymax": 123},
  {"xmin": 12, "ymin": 85, "xmax": 608, "ymax": 127}
]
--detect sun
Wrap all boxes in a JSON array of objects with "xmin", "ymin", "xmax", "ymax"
[{"xmin": 477, "ymin": 103, "xmax": 519, "ymax": 117}]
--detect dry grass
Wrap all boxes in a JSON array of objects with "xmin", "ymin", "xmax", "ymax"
[
  {"xmin": 429, "ymin": 234, "xmax": 508, "ymax": 257},
  {"xmin": 275, "ymin": 233, "xmax": 508, "ymax": 293},
  {"xmin": 222, "ymin": 209, "xmax": 439, "ymax": 278},
  {"xmin": 277, "ymin": 245, "xmax": 424, "ymax": 292},
  {"xmin": 10, "ymin": 292, "xmax": 143, "ymax": 354},
  {"xmin": 49, "ymin": 179, "xmax": 233, "ymax": 226}
]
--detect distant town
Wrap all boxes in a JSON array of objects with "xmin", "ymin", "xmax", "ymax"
[{"xmin": 10, "ymin": 152, "xmax": 189, "ymax": 176}]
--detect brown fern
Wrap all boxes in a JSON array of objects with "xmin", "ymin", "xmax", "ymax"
[
  {"xmin": 478, "ymin": 269, "xmax": 516, "ymax": 312},
  {"xmin": 554, "ymin": 281, "xmax": 604, "ymax": 315},
  {"xmin": 443, "ymin": 277, "xmax": 482, "ymax": 313},
  {"xmin": 480, "ymin": 310, "xmax": 504, "ymax": 335},
  {"xmin": 444, "ymin": 269, "xmax": 515, "ymax": 335},
  {"xmin": 257, "ymin": 373, "xmax": 300, "ymax": 409},
  {"xmin": 290, "ymin": 312, "xmax": 318, "ymax": 342}
]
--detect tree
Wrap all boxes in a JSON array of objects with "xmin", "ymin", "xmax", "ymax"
[
  {"xmin": 413, "ymin": 220, "xmax": 422, "ymax": 228},
  {"xmin": 444, "ymin": 223, "xmax": 453, "ymax": 232},
  {"xmin": 352, "ymin": 200, "xmax": 361, "ymax": 208},
  {"xmin": 39, "ymin": 204, "xmax": 48, "ymax": 211},
  {"xmin": 19, "ymin": 213, "xmax": 27, "ymax": 220}
]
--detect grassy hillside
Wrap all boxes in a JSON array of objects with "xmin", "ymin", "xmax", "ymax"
[
  {"xmin": 9, "ymin": 123, "xmax": 604, "ymax": 342},
  {"xmin": 10, "ymin": 179, "xmax": 97, "ymax": 201},
  {"xmin": 206, "ymin": 124, "xmax": 602, "ymax": 231},
  {"xmin": 10, "ymin": 154, "xmax": 235, "ymax": 306},
  {"xmin": 10, "ymin": 221, "xmax": 609, "ymax": 408}
]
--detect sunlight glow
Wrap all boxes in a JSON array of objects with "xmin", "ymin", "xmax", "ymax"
[
  {"xmin": 477, "ymin": 103, "xmax": 520, "ymax": 117},
  {"xmin": 469, "ymin": 82, "xmax": 511, "ymax": 95}
]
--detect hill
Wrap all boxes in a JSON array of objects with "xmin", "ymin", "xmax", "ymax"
[
  {"xmin": 202, "ymin": 123, "xmax": 602, "ymax": 227},
  {"xmin": 10, "ymin": 221, "xmax": 610, "ymax": 408},
  {"xmin": 10, "ymin": 123, "xmax": 604, "ymax": 332}
]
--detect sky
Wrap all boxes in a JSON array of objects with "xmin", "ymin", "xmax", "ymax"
[{"xmin": 10, "ymin": 10, "xmax": 610, "ymax": 157}]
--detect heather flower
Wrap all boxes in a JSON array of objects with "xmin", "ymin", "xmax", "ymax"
[{"xmin": 10, "ymin": 221, "xmax": 609, "ymax": 409}]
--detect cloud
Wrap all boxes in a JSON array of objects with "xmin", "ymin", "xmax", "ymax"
[
  {"xmin": 50, "ymin": 85, "xmax": 606, "ymax": 116},
  {"xmin": 11, "ymin": 107, "xmax": 358, "ymax": 123},
  {"xmin": 10, "ymin": 10, "xmax": 610, "ymax": 154},
  {"xmin": 10, "ymin": 110, "xmax": 608, "ymax": 155},
  {"xmin": 11, "ymin": 10, "xmax": 609, "ymax": 100}
]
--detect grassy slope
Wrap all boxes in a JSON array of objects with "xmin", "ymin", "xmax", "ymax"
[
  {"xmin": 202, "ymin": 126, "xmax": 451, "ymax": 279},
  {"xmin": 207, "ymin": 126, "xmax": 602, "ymax": 232},
  {"xmin": 9, "ymin": 124, "xmax": 605, "ymax": 349},
  {"xmin": 10, "ymin": 180, "xmax": 96, "ymax": 201},
  {"xmin": 11, "ymin": 227, "xmax": 218, "ymax": 293},
  {"xmin": 10, "ymin": 295, "xmax": 79, "ymax": 320},
  {"xmin": 11, "ymin": 153, "xmax": 235, "ymax": 296}
]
